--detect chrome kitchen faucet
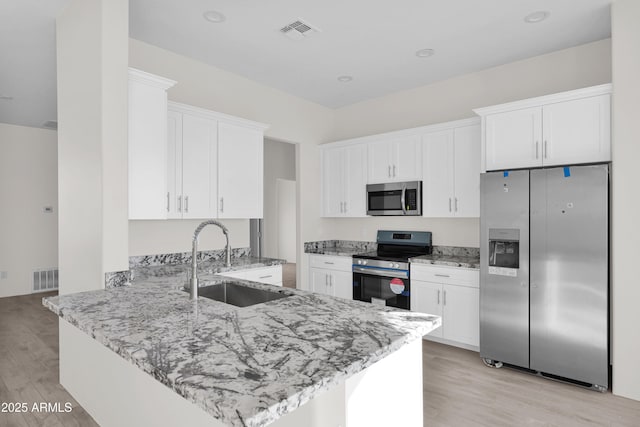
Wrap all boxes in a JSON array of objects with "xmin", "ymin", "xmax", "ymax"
[{"xmin": 189, "ymin": 220, "xmax": 231, "ymax": 300}]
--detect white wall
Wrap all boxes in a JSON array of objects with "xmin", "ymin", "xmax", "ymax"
[
  {"xmin": 611, "ymin": 0, "xmax": 640, "ymax": 402},
  {"xmin": 263, "ymin": 139, "xmax": 296, "ymax": 259},
  {"xmin": 57, "ymin": 0, "xmax": 129, "ymax": 295},
  {"xmin": 322, "ymin": 39, "xmax": 612, "ymax": 247},
  {"xmin": 0, "ymin": 124, "xmax": 58, "ymax": 298},
  {"xmin": 128, "ymin": 39, "xmax": 335, "ymax": 287}
]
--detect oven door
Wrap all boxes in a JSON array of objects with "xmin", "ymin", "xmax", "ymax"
[{"xmin": 353, "ymin": 266, "xmax": 410, "ymax": 310}]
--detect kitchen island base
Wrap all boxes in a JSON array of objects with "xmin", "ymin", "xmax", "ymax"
[{"xmin": 60, "ymin": 318, "xmax": 423, "ymax": 427}]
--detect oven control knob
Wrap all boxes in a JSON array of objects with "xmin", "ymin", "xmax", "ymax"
[
  {"xmin": 389, "ymin": 263, "xmax": 394, "ymax": 268},
  {"xmin": 394, "ymin": 263, "xmax": 400, "ymax": 268}
]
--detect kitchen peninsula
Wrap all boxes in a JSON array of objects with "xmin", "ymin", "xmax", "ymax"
[{"xmin": 44, "ymin": 263, "xmax": 439, "ymax": 427}]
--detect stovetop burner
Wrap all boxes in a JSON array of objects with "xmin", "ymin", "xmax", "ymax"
[{"xmin": 352, "ymin": 230, "xmax": 433, "ymax": 263}]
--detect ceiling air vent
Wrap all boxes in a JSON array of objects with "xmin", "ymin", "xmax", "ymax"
[
  {"xmin": 280, "ymin": 18, "xmax": 320, "ymax": 40},
  {"xmin": 42, "ymin": 120, "xmax": 58, "ymax": 130}
]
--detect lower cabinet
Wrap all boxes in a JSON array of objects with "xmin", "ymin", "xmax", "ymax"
[
  {"xmin": 411, "ymin": 265, "xmax": 479, "ymax": 349},
  {"xmin": 308, "ymin": 254, "xmax": 353, "ymax": 300},
  {"xmin": 217, "ymin": 265, "xmax": 283, "ymax": 287}
]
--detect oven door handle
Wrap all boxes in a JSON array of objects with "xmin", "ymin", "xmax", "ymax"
[
  {"xmin": 401, "ymin": 184, "xmax": 407, "ymax": 215},
  {"xmin": 353, "ymin": 266, "xmax": 409, "ymax": 279}
]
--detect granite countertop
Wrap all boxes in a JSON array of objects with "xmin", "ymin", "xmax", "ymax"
[
  {"xmin": 409, "ymin": 254, "xmax": 480, "ymax": 269},
  {"xmin": 304, "ymin": 240, "xmax": 376, "ymax": 257},
  {"xmin": 131, "ymin": 256, "xmax": 286, "ymax": 284},
  {"xmin": 44, "ymin": 274, "xmax": 439, "ymax": 427}
]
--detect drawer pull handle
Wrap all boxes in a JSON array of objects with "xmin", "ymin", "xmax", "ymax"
[
  {"xmin": 435, "ymin": 274, "xmax": 450, "ymax": 278},
  {"xmin": 259, "ymin": 275, "xmax": 272, "ymax": 279},
  {"xmin": 324, "ymin": 262, "xmax": 334, "ymax": 265}
]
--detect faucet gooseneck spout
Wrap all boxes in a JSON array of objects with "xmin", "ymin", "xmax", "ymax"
[{"xmin": 189, "ymin": 220, "xmax": 231, "ymax": 300}]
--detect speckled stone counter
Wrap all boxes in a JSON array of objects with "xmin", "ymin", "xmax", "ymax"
[
  {"xmin": 409, "ymin": 254, "xmax": 480, "ymax": 269},
  {"xmin": 44, "ymin": 274, "xmax": 439, "ymax": 427},
  {"xmin": 304, "ymin": 240, "xmax": 376, "ymax": 256}
]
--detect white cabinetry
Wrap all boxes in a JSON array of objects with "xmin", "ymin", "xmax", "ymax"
[
  {"xmin": 166, "ymin": 101, "xmax": 268, "ymax": 220},
  {"xmin": 128, "ymin": 68, "xmax": 176, "ymax": 220},
  {"xmin": 167, "ymin": 107, "xmax": 217, "ymax": 219},
  {"xmin": 308, "ymin": 255, "xmax": 352, "ymax": 300},
  {"xmin": 218, "ymin": 122, "xmax": 264, "ymax": 219},
  {"xmin": 411, "ymin": 264, "xmax": 479, "ymax": 349},
  {"xmin": 217, "ymin": 265, "xmax": 283, "ymax": 287},
  {"xmin": 475, "ymin": 84, "xmax": 611, "ymax": 172},
  {"xmin": 321, "ymin": 144, "xmax": 367, "ymax": 217},
  {"xmin": 368, "ymin": 135, "xmax": 422, "ymax": 183},
  {"xmin": 422, "ymin": 119, "xmax": 480, "ymax": 217}
]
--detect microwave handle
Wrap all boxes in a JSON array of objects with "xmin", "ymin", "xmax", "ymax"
[{"xmin": 401, "ymin": 184, "xmax": 407, "ymax": 215}]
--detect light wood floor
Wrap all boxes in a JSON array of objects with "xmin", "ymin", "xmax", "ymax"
[
  {"xmin": 0, "ymin": 292, "xmax": 97, "ymax": 427},
  {"xmin": 282, "ymin": 263, "xmax": 296, "ymax": 288},
  {"xmin": 422, "ymin": 340, "xmax": 640, "ymax": 426},
  {"xmin": 2, "ymin": 292, "xmax": 639, "ymax": 427}
]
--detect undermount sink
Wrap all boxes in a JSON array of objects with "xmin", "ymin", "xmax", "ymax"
[{"xmin": 185, "ymin": 282, "xmax": 291, "ymax": 307}]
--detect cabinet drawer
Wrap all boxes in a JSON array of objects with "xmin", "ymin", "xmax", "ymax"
[
  {"xmin": 243, "ymin": 266, "xmax": 282, "ymax": 286},
  {"xmin": 411, "ymin": 265, "xmax": 479, "ymax": 287},
  {"xmin": 217, "ymin": 270, "xmax": 245, "ymax": 279},
  {"xmin": 309, "ymin": 255, "xmax": 352, "ymax": 272}
]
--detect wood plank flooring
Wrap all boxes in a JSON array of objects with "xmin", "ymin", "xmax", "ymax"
[
  {"xmin": 282, "ymin": 263, "xmax": 296, "ymax": 289},
  {"xmin": 2, "ymin": 292, "xmax": 639, "ymax": 426},
  {"xmin": 0, "ymin": 292, "xmax": 97, "ymax": 427}
]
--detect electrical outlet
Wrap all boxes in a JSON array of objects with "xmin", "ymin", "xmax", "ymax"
[
  {"xmin": 0, "ymin": 271, "xmax": 7, "ymax": 280},
  {"xmin": 43, "ymin": 206, "xmax": 54, "ymax": 213}
]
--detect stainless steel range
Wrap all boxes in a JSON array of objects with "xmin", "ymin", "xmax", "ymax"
[{"xmin": 352, "ymin": 230, "xmax": 432, "ymax": 310}]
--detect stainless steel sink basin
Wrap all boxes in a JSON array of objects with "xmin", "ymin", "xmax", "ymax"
[{"xmin": 185, "ymin": 282, "xmax": 290, "ymax": 307}]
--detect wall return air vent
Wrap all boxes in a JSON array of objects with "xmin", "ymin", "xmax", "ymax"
[{"xmin": 280, "ymin": 18, "xmax": 320, "ymax": 40}]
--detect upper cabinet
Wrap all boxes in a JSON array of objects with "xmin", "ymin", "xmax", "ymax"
[
  {"xmin": 217, "ymin": 121, "xmax": 264, "ymax": 219},
  {"xmin": 128, "ymin": 68, "xmax": 176, "ymax": 220},
  {"xmin": 321, "ymin": 144, "xmax": 367, "ymax": 217},
  {"xmin": 475, "ymin": 84, "xmax": 611, "ymax": 172},
  {"xmin": 368, "ymin": 135, "xmax": 422, "ymax": 183},
  {"xmin": 128, "ymin": 67, "xmax": 268, "ymax": 220},
  {"xmin": 422, "ymin": 119, "xmax": 480, "ymax": 218}
]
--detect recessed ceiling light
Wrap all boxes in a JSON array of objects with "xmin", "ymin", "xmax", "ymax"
[
  {"xmin": 337, "ymin": 75, "xmax": 353, "ymax": 83},
  {"xmin": 0, "ymin": 95, "xmax": 13, "ymax": 100},
  {"xmin": 524, "ymin": 11, "xmax": 550, "ymax": 24},
  {"xmin": 203, "ymin": 10, "xmax": 226, "ymax": 23},
  {"xmin": 415, "ymin": 48, "xmax": 435, "ymax": 58}
]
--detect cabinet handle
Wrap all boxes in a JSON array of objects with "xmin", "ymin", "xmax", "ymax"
[
  {"xmin": 325, "ymin": 274, "xmax": 328, "ymax": 286},
  {"xmin": 220, "ymin": 197, "xmax": 224, "ymax": 213},
  {"xmin": 259, "ymin": 275, "xmax": 272, "ymax": 279},
  {"xmin": 535, "ymin": 141, "xmax": 539, "ymax": 159},
  {"xmin": 329, "ymin": 275, "xmax": 333, "ymax": 287},
  {"xmin": 343, "ymin": 201, "xmax": 347, "ymax": 213},
  {"xmin": 393, "ymin": 164, "xmax": 396, "ymax": 177},
  {"xmin": 177, "ymin": 196, "xmax": 182, "ymax": 212},
  {"xmin": 166, "ymin": 192, "xmax": 170, "ymax": 212},
  {"xmin": 184, "ymin": 196, "xmax": 189, "ymax": 213},
  {"xmin": 324, "ymin": 261, "xmax": 334, "ymax": 265},
  {"xmin": 435, "ymin": 274, "xmax": 450, "ymax": 278},
  {"xmin": 437, "ymin": 289, "xmax": 440, "ymax": 305},
  {"xmin": 443, "ymin": 290, "xmax": 447, "ymax": 306},
  {"xmin": 454, "ymin": 197, "xmax": 458, "ymax": 212},
  {"xmin": 448, "ymin": 198, "xmax": 452, "ymax": 212},
  {"xmin": 544, "ymin": 140, "xmax": 548, "ymax": 159},
  {"xmin": 388, "ymin": 165, "xmax": 391, "ymax": 178},
  {"xmin": 341, "ymin": 201, "xmax": 345, "ymax": 213}
]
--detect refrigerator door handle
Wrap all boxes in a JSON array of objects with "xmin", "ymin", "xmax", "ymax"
[{"xmin": 535, "ymin": 141, "xmax": 539, "ymax": 159}]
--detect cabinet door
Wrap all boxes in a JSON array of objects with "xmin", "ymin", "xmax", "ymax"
[
  {"xmin": 485, "ymin": 107, "xmax": 542, "ymax": 170},
  {"xmin": 331, "ymin": 270, "xmax": 353, "ymax": 300},
  {"xmin": 367, "ymin": 140, "xmax": 392, "ymax": 183},
  {"xmin": 322, "ymin": 147, "xmax": 345, "ymax": 217},
  {"xmin": 343, "ymin": 144, "xmax": 367, "ymax": 217},
  {"xmin": 392, "ymin": 135, "xmax": 422, "ymax": 181},
  {"xmin": 128, "ymin": 78, "xmax": 169, "ymax": 220},
  {"xmin": 443, "ymin": 285, "xmax": 479, "ymax": 346},
  {"xmin": 423, "ymin": 130, "xmax": 455, "ymax": 217},
  {"xmin": 542, "ymin": 95, "xmax": 611, "ymax": 166},
  {"xmin": 309, "ymin": 268, "xmax": 330, "ymax": 295},
  {"xmin": 181, "ymin": 114, "xmax": 215, "ymax": 219},
  {"xmin": 453, "ymin": 125, "xmax": 481, "ymax": 217},
  {"xmin": 411, "ymin": 280, "xmax": 443, "ymax": 338},
  {"xmin": 166, "ymin": 111, "xmax": 183, "ymax": 219},
  {"xmin": 218, "ymin": 122, "xmax": 264, "ymax": 218}
]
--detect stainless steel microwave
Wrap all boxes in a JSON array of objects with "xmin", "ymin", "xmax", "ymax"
[{"xmin": 366, "ymin": 181, "xmax": 422, "ymax": 216}]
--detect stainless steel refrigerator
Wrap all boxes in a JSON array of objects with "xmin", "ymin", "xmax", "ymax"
[{"xmin": 479, "ymin": 164, "xmax": 609, "ymax": 391}]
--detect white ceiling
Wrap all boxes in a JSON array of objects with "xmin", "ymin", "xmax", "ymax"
[{"xmin": 1, "ymin": 0, "xmax": 612, "ymax": 129}]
